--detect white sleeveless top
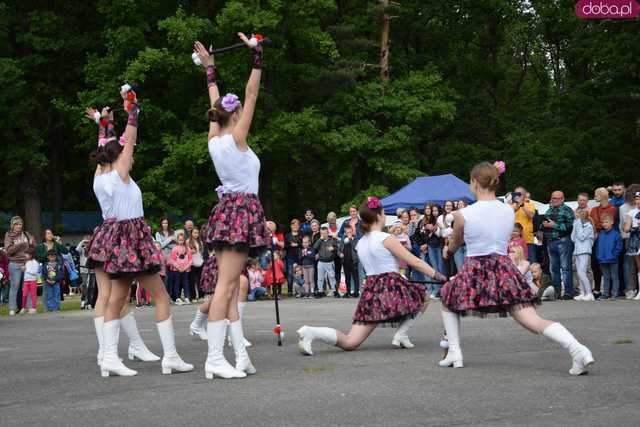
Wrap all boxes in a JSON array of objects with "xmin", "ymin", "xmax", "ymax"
[
  {"xmin": 460, "ymin": 200, "xmax": 514, "ymax": 257},
  {"xmin": 208, "ymin": 134, "xmax": 260, "ymax": 195},
  {"xmin": 356, "ymin": 231, "xmax": 399, "ymax": 276},
  {"xmin": 109, "ymin": 171, "xmax": 144, "ymax": 221},
  {"xmin": 93, "ymin": 172, "xmax": 116, "ymax": 220}
]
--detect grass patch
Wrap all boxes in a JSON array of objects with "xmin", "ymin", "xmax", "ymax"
[
  {"xmin": 613, "ymin": 338, "xmax": 633, "ymax": 345},
  {"xmin": 0, "ymin": 294, "xmax": 82, "ymax": 316}
]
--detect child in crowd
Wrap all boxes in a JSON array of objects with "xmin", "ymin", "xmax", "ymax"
[
  {"xmin": 313, "ymin": 226, "xmax": 338, "ymax": 297},
  {"xmin": 508, "ymin": 223, "xmax": 528, "ymax": 260},
  {"xmin": 20, "ymin": 248, "xmax": 40, "ymax": 314},
  {"xmin": 300, "ymin": 236, "xmax": 316, "ymax": 298},
  {"xmin": 168, "ymin": 232, "xmax": 192, "ymax": 305},
  {"xmin": 596, "ymin": 214, "xmax": 624, "ymax": 300},
  {"xmin": 292, "ymin": 265, "xmax": 305, "ymax": 298},
  {"xmin": 247, "ymin": 258, "xmax": 267, "ymax": 301},
  {"xmin": 44, "ymin": 249, "xmax": 63, "ymax": 312},
  {"xmin": 340, "ymin": 225, "xmax": 360, "ymax": 298},
  {"xmin": 509, "ymin": 245, "xmax": 532, "ymax": 286},
  {"xmin": 530, "ymin": 263, "xmax": 556, "ymax": 300},
  {"xmin": 264, "ymin": 252, "xmax": 285, "ymax": 299},
  {"xmin": 572, "ymin": 209, "xmax": 595, "ymax": 301},
  {"xmin": 389, "ymin": 221, "xmax": 412, "ymax": 276}
]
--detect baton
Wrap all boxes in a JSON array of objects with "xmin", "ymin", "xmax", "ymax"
[{"xmin": 212, "ymin": 37, "xmax": 272, "ymax": 54}]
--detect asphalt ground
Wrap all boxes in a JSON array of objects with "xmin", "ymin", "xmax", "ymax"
[{"xmin": 1, "ymin": 297, "xmax": 639, "ymax": 427}]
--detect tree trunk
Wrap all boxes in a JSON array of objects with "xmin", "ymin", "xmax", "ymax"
[
  {"xmin": 51, "ymin": 132, "xmax": 64, "ymax": 230},
  {"xmin": 379, "ymin": 0, "xmax": 390, "ymax": 84},
  {"xmin": 23, "ymin": 168, "xmax": 42, "ymax": 241}
]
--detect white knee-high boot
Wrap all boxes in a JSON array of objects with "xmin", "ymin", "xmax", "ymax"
[
  {"xmin": 296, "ymin": 326, "xmax": 337, "ymax": 356},
  {"xmin": 121, "ymin": 312, "xmax": 160, "ymax": 362},
  {"xmin": 94, "ymin": 316, "xmax": 105, "ymax": 366},
  {"xmin": 189, "ymin": 307, "xmax": 208, "ymax": 340},
  {"xmin": 391, "ymin": 313, "xmax": 421, "ymax": 349},
  {"xmin": 100, "ymin": 319, "xmax": 138, "ymax": 377},
  {"xmin": 438, "ymin": 311, "xmax": 463, "ymax": 368},
  {"xmin": 228, "ymin": 320, "xmax": 256, "ymax": 375},
  {"xmin": 156, "ymin": 316, "xmax": 194, "ymax": 374},
  {"xmin": 542, "ymin": 322, "xmax": 594, "ymax": 375},
  {"xmin": 205, "ymin": 320, "xmax": 247, "ymax": 379},
  {"xmin": 237, "ymin": 302, "xmax": 252, "ymax": 347}
]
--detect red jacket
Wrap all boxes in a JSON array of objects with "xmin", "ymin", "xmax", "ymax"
[{"xmin": 263, "ymin": 259, "xmax": 285, "ymax": 286}]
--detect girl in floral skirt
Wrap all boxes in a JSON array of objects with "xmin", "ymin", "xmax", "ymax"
[
  {"xmin": 438, "ymin": 161, "xmax": 594, "ymax": 375},
  {"xmin": 192, "ymin": 34, "xmax": 268, "ymax": 380},
  {"xmin": 297, "ymin": 197, "xmax": 447, "ymax": 355},
  {"xmin": 86, "ymin": 88, "xmax": 193, "ymax": 378},
  {"xmin": 84, "ymin": 105, "xmax": 161, "ymax": 371}
]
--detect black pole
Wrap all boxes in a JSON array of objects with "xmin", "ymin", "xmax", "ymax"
[{"xmin": 269, "ymin": 243, "xmax": 282, "ymax": 346}]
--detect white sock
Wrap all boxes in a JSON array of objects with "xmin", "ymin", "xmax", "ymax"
[{"xmin": 238, "ymin": 302, "xmax": 246, "ymax": 320}]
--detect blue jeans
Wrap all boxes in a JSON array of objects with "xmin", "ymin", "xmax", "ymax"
[
  {"xmin": 46, "ymin": 283, "xmax": 61, "ymax": 311},
  {"xmin": 171, "ymin": 271, "xmax": 190, "ymax": 300},
  {"xmin": 527, "ymin": 243, "xmax": 538, "ymax": 264},
  {"xmin": 600, "ymin": 262, "xmax": 620, "ymax": 297},
  {"xmin": 453, "ymin": 246, "xmax": 466, "ymax": 273},
  {"xmin": 547, "ymin": 237, "xmax": 574, "ymax": 297},
  {"xmin": 8, "ymin": 262, "xmax": 23, "ymax": 311},
  {"xmin": 428, "ymin": 245, "xmax": 444, "ymax": 295},
  {"xmin": 286, "ymin": 258, "xmax": 298, "ymax": 294},
  {"xmin": 248, "ymin": 286, "xmax": 267, "ymax": 301}
]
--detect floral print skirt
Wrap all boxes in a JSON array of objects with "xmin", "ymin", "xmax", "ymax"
[
  {"xmin": 439, "ymin": 254, "xmax": 539, "ymax": 318},
  {"xmin": 353, "ymin": 272, "xmax": 427, "ymax": 328},
  {"xmin": 199, "ymin": 254, "xmax": 249, "ymax": 295},
  {"xmin": 100, "ymin": 217, "xmax": 163, "ymax": 278},
  {"xmin": 204, "ymin": 192, "xmax": 268, "ymax": 257},
  {"xmin": 86, "ymin": 218, "xmax": 117, "ymax": 269}
]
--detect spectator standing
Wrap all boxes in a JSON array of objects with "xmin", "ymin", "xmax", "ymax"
[
  {"xmin": 284, "ymin": 219, "xmax": 302, "ymax": 296},
  {"xmin": 155, "ymin": 218, "xmax": 176, "ymax": 259},
  {"xmin": 35, "ymin": 229, "xmax": 68, "ymax": 311},
  {"xmin": 437, "ymin": 201, "xmax": 455, "ymax": 276},
  {"xmin": 188, "ymin": 228, "xmax": 204, "ymax": 301},
  {"xmin": 338, "ymin": 205, "xmax": 362, "ymax": 240},
  {"xmin": 20, "ymin": 249, "xmax": 39, "ymax": 314},
  {"xmin": 300, "ymin": 209, "xmax": 315, "ymax": 237},
  {"xmin": 410, "ymin": 204, "xmax": 431, "ymax": 282},
  {"xmin": 44, "ymin": 249, "xmax": 63, "ymax": 312},
  {"xmin": 4, "ymin": 216, "xmax": 35, "ymax": 316},
  {"xmin": 340, "ymin": 225, "xmax": 360, "ymax": 297},
  {"xmin": 571, "ymin": 209, "xmax": 596, "ymax": 301},
  {"xmin": 426, "ymin": 204, "xmax": 445, "ymax": 297},
  {"xmin": 0, "ymin": 248, "xmax": 9, "ymax": 305},
  {"xmin": 313, "ymin": 226, "xmax": 339, "ymax": 298},
  {"xmin": 452, "ymin": 200, "xmax": 468, "ymax": 272},
  {"xmin": 590, "ymin": 187, "xmax": 618, "ymax": 295},
  {"xmin": 407, "ymin": 207, "xmax": 420, "ymax": 240},
  {"xmin": 327, "ymin": 212, "xmax": 342, "ymax": 288},
  {"xmin": 596, "ymin": 215, "xmax": 624, "ymax": 300},
  {"xmin": 575, "ymin": 193, "xmax": 590, "ymax": 215},
  {"xmin": 542, "ymin": 191, "xmax": 575, "ymax": 299},
  {"xmin": 622, "ymin": 188, "xmax": 640, "ymax": 300},
  {"xmin": 609, "ymin": 182, "xmax": 626, "ymax": 211},
  {"xmin": 299, "ymin": 236, "xmax": 316, "ymax": 298},
  {"xmin": 511, "ymin": 186, "xmax": 537, "ymax": 263},
  {"xmin": 183, "ymin": 219, "xmax": 195, "ymax": 239},
  {"xmin": 264, "ymin": 252, "xmax": 285, "ymax": 299},
  {"xmin": 168, "ymin": 232, "xmax": 192, "ymax": 305}
]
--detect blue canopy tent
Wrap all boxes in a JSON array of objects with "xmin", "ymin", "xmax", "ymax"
[{"xmin": 380, "ymin": 174, "xmax": 475, "ymax": 214}]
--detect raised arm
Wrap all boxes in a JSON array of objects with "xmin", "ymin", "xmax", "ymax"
[
  {"xmin": 114, "ymin": 93, "xmax": 139, "ymax": 182},
  {"xmin": 194, "ymin": 41, "xmax": 220, "ymax": 140},
  {"xmin": 232, "ymin": 32, "xmax": 263, "ymax": 151}
]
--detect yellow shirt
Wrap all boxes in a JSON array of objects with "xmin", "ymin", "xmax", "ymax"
[{"xmin": 512, "ymin": 201, "xmax": 536, "ymax": 244}]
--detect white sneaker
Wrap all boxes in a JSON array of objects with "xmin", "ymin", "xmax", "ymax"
[
  {"xmin": 634, "ymin": 291, "xmax": 640, "ymax": 301},
  {"xmin": 625, "ymin": 290, "xmax": 635, "ymax": 300},
  {"xmin": 184, "ymin": 298, "xmax": 191, "ymax": 305},
  {"xmin": 582, "ymin": 294, "xmax": 595, "ymax": 301},
  {"xmin": 175, "ymin": 298, "xmax": 184, "ymax": 306},
  {"xmin": 573, "ymin": 295, "xmax": 584, "ymax": 301},
  {"xmin": 9, "ymin": 310, "xmax": 15, "ymax": 316}
]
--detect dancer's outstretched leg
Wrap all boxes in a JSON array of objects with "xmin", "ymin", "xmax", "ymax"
[
  {"xmin": 139, "ymin": 274, "xmax": 193, "ymax": 374},
  {"xmin": 297, "ymin": 324, "xmax": 376, "ymax": 356},
  {"xmin": 511, "ymin": 307, "xmax": 594, "ymax": 375}
]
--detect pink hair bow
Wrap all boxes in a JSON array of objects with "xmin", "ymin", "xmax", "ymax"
[
  {"xmin": 493, "ymin": 160, "xmax": 506, "ymax": 175},
  {"xmin": 366, "ymin": 196, "xmax": 381, "ymax": 209}
]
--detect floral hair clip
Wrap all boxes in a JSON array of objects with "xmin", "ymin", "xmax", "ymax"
[
  {"xmin": 97, "ymin": 135, "xmax": 126, "ymax": 147},
  {"xmin": 215, "ymin": 185, "xmax": 226, "ymax": 199},
  {"xmin": 366, "ymin": 196, "xmax": 381, "ymax": 210},
  {"xmin": 221, "ymin": 93, "xmax": 241, "ymax": 112},
  {"xmin": 493, "ymin": 160, "xmax": 506, "ymax": 176}
]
